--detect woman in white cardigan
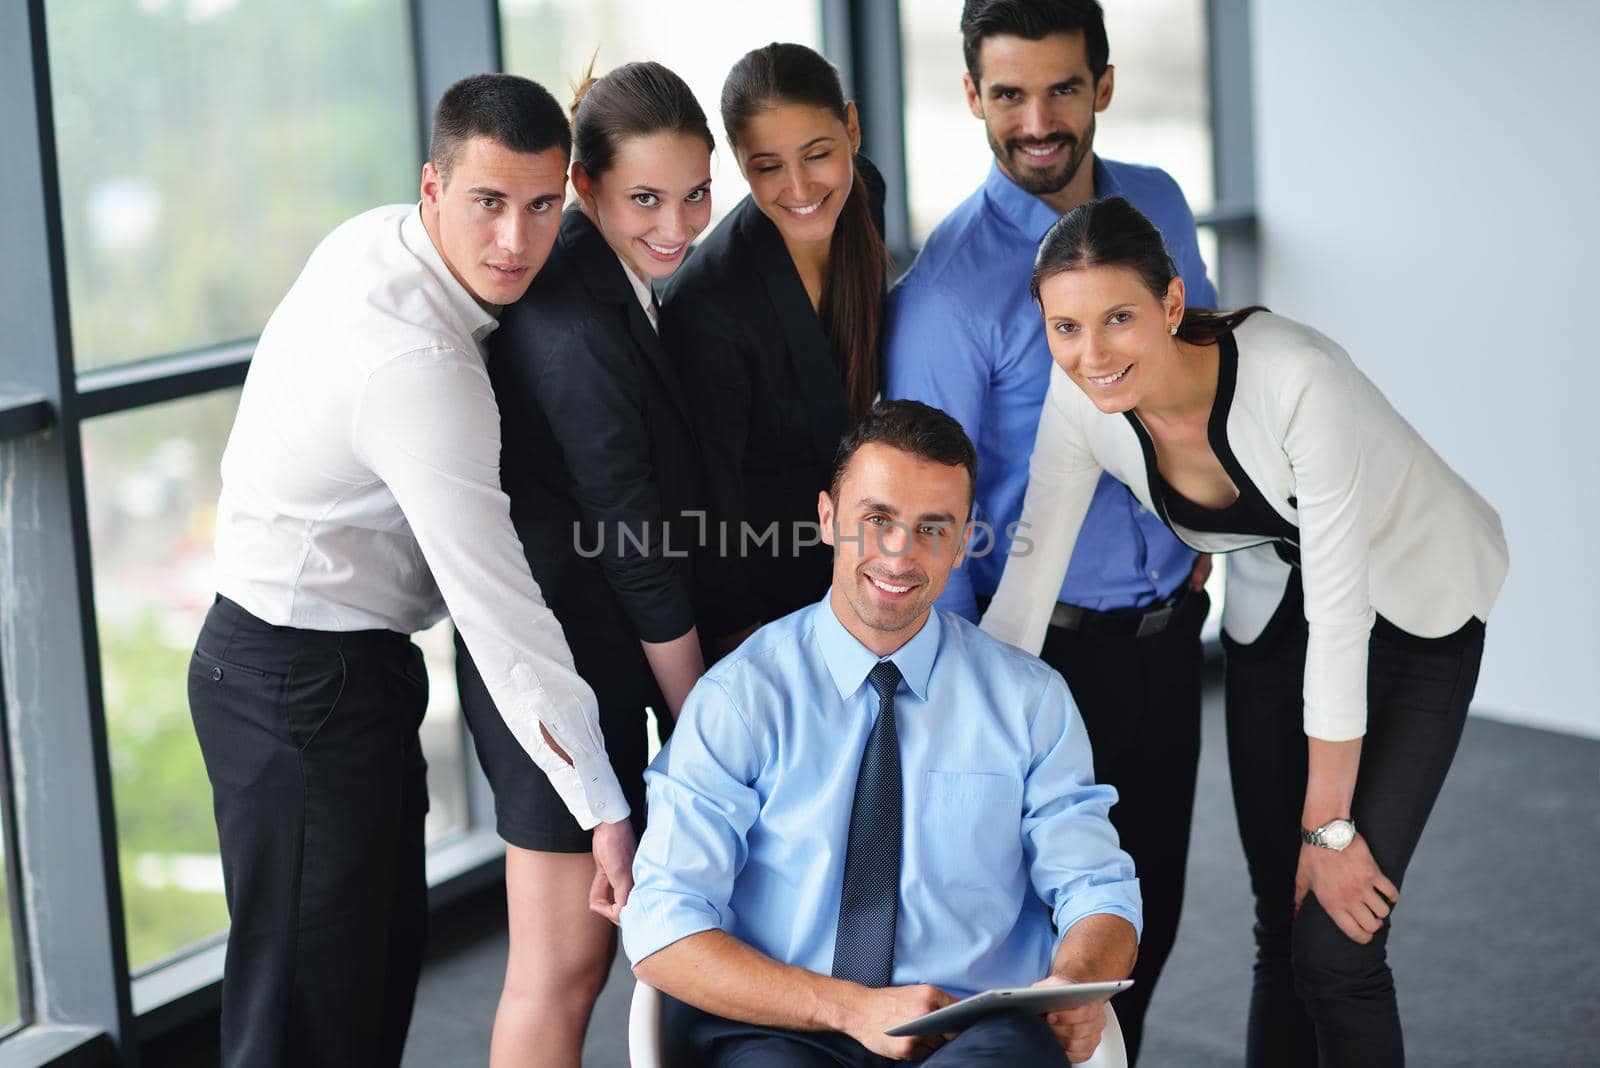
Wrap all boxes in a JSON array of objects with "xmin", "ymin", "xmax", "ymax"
[{"xmin": 982, "ymin": 197, "xmax": 1506, "ymax": 1067}]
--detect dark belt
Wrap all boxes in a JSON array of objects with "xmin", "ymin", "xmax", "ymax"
[{"xmin": 1049, "ymin": 584, "xmax": 1190, "ymax": 639}]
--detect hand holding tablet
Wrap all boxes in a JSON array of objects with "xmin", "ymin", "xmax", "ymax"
[{"xmin": 885, "ymin": 979, "xmax": 1133, "ymax": 1037}]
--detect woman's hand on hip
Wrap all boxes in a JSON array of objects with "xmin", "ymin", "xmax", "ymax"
[{"xmin": 1294, "ymin": 832, "xmax": 1398, "ymax": 944}]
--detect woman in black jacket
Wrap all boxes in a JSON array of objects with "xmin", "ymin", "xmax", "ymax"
[
  {"xmin": 454, "ymin": 60, "xmax": 713, "ymax": 1067},
  {"xmin": 661, "ymin": 42, "xmax": 890, "ymax": 652}
]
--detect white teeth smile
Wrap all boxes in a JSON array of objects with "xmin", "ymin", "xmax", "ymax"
[
  {"xmin": 1020, "ymin": 144, "xmax": 1061, "ymax": 157},
  {"xmin": 868, "ymin": 575, "xmax": 912, "ymax": 594},
  {"xmin": 643, "ymin": 240, "xmax": 683, "ymax": 255},
  {"xmin": 1088, "ymin": 365, "xmax": 1132, "ymax": 387},
  {"xmin": 785, "ymin": 198, "xmax": 825, "ymax": 217}
]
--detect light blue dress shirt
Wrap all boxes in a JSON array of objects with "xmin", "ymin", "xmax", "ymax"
[
  {"xmin": 885, "ymin": 158, "xmax": 1219, "ymax": 620},
  {"xmin": 621, "ymin": 596, "xmax": 1141, "ymax": 999}
]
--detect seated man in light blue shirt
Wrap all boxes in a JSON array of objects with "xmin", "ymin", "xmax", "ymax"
[
  {"xmin": 622, "ymin": 400, "xmax": 1140, "ymax": 1067},
  {"xmin": 884, "ymin": 4, "xmax": 1219, "ymax": 1057}
]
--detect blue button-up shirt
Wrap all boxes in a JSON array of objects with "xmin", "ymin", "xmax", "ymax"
[
  {"xmin": 885, "ymin": 158, "xmax": 1219, "ymax": 619},
  {"xmin": 621, "ymin": 597, "xmax": 1141, "ymax": 998}
]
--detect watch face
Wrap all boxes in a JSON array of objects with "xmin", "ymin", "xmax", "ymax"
[{"xmin": 1322, "ymin": 819, "xmax": 1356, "ymax": 851}]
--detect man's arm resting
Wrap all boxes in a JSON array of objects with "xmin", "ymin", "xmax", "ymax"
[
  {"xmin": 1050, "ymin": 912, "xmax": 1138, "ymax": 984},
  {"xmin": 633, "ymin": 930, "xmax": 955, "ymax": 1059},
  {"xmin": 1033, "ymin": 913, "xmax": 1139, "ymax": 1062}
]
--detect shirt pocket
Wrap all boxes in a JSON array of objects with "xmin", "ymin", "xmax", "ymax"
[{"xmin": 920, "ymin": 770, "xmax": 1024, "ymax": 890}]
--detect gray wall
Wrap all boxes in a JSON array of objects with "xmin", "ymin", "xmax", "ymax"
[{"xmin": 1250, "ymin": 1, "xmax": 1600, "ymax": 737}]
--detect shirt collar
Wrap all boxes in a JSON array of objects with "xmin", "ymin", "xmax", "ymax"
[
  {"xmin": 981, "ymin": 155, "xmax": 1114, "ymax": 243},
  {"xmin": 400, "ymin": 202, "xmax": 500, "ymax": 344},
  {"xmin": 616, "ymin": 250, "xmax": 659, "ymax": 332},
  {"xmin": 812, "ymin": 594, "xmax": 940, "ymax": 704}
]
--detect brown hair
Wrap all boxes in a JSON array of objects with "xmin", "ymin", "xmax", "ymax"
[
  {"xmin": 429, "ymin": 73, "xmax": 570, "ymax": 186},
  {"xmin": 830, "ymin": 400, "xmax": 978, "ymax": 514},
  {"xmin": 1031, "ymin": 196, "xmax": 1264, "ymax": 344},
  {"xmin": 569, "ymin": 57, "xmax": 714, "ymax": 183},
  {"xmin": 721, "ymin": 43, "xmax": 888, "ymax": 421}
]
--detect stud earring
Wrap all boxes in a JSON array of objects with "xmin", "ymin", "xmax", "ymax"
[{"xmin": 1170, "ymin": 323, "xmax": 1179, "ymax": 336}]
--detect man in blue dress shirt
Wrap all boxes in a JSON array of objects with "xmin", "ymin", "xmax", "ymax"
[
  {"xmin": 622, "ymin": 401, "xmax": 1140, "ymax": 1066},
  {"xmin": 883, "ymin": 2, "xmax": 1218, "ymax": 1059}
]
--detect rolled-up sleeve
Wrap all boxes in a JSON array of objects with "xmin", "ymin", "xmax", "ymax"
[
  {"xmin": 621, "ymin": 675, "xmax": 762, "ymax": 964},
  {"xmin": 1022, "ymin": 670, "xmax": 1143, "ymax": 941},
  {"xmin": 355, "ymin": 349, "xmax": 627, "ymax": 827}
]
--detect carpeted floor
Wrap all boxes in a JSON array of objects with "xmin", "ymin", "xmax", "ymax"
[{"xmin": 402, "ymin": 671, "xmax": 1600, "ymax": 1066}]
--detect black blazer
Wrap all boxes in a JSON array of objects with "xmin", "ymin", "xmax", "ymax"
[
  {"xmin": 660, "ymin": 158, "xmax": 886, "ymax": 638},
  {"xmin": 472, "ymin": 208, "xmax": 700, "ymax": 694}
]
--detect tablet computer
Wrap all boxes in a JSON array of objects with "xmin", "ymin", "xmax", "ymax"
[{"xmin": 884, "ymin": 979, "xmax": 1133, "ymax": 1037}]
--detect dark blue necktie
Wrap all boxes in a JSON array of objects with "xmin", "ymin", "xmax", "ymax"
[{"xmin": 832, "ymin": 660, "xmax": 903, "ymax": 988}]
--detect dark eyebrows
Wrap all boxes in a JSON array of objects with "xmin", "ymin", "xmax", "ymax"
[
  {"xmin": 856, "ymin": 497, "xmax": 898, "ymax": 516},
  {"xmin": 856, "ymin": 498, "xmax": 959, "ymax": 525},
  {"xmin": 746, "ymin": 135, "xmax": 835, "ymax": 162},
  {"xmin": 465, "ymin": 185, "xmax": 561, "ymax": 203},
  {"xmin": 988, "ymin": 74, "xmax": 1087, "ymax": 97}
]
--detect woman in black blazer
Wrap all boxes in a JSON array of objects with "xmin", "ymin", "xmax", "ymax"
[
  {"xmin": 661, "ymin": 42, "xmax": 890, "ymax": 650},
  {"xmin": 453, "ymin": 61, "xmax": 713, "ymax": 1067}
]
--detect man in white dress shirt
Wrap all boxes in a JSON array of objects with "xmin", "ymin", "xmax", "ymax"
[{"xmin": 188, "ymin": 74, "xmax": 631, "ymax": 1068}]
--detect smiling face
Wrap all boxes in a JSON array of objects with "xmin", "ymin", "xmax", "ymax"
[
  {"xmin": 819, "ymin": 442, "xmax": 970, "ymax": 655},
  {"xmin": 419, "ymin": 135, "xmax": 568, "ymax": 306},
  {"xmin": 574, "ymin": 130, "xmax": 713, "ymax": 282},
  {"xmin": 735, "ymin": 102, "xmax": 861, "ymax": 251},
  {"xmin": 963, "ymin": 32, "xmax": 1113, "ymax": 211},
  {"xmin": 1038, "ymin": 264, "xmax": 1185, "ymax": 414}
]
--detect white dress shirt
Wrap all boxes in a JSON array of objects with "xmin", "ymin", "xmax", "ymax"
[
  {"xmin": 982, "ymin": 312, "xmax": 1507, "ymax": 741},
  {"xmin": 618, "ymin": 250, "xmax": 658, "ymax": 332},
  {"xmin": 214, "ymin": 203, "xmax": 626, "ymax": 827}
]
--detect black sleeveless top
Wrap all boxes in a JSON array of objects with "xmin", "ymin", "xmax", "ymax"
[{"xmin": 1123, "ymin": 330, "xmax": 1302, "ymax": 567}]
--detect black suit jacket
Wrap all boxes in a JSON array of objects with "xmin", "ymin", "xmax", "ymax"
[
  {"xmin": 470, "ymin": 208, "xmax": 700, "ymax": 700},
  {"xmin": 660, "ymin": 158, "xmax": 886, "ymax": 638}
]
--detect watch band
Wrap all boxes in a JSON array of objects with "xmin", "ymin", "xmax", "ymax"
[{"xmin": 1300, "ymin": 817, "xmax": 1356, "ymax": 851}]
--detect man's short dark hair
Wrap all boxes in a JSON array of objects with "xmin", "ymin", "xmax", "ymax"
[
  {"xmin": 960, "ymin": 0, "xmax": 1110, "ymax": 84},
  {"xmin": 429, "ymin": 73, "xmax": 571, "ymax": 185},
  {"xmin": 829, "ymin": 400, "xmax": 979, "ymax": 512}
]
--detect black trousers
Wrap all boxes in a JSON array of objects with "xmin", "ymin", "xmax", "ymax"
[
  {"xmin": 1036, "ymin": 587, "xmax": 1208, "ymax": 1065},
  {"xmin": 1224, "ymin": 577, "xmax": 1484, "ymax": 1067},
  {"xmin": 661, "ymin": 993, "xmax": 1067, "ymax": 1067},
  {"xmin": 188, "ymin": 596, "xmax": 430, "ymax": 1068}
]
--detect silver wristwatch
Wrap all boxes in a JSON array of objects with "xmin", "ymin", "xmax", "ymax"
[{"xmin": 1300, "ymin": 817, "xmax": 1356, "ymax": 851}]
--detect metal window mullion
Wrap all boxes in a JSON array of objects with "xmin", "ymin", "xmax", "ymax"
[
  {"xmin": 822, "ymin": 0, "xmax": 911, "ymax": 261},
  {"xmin": 0, "ymin": 0, "xmax": 137, "ymax": 1057},
  {"xmin": 1206, "ymin": 0, "xmax": 1259, "ymax": 305},
  {"xmin": 411, "ymin": 0, "xmax": 502, "ymax": 166},
  {"xmin": 73, "ymin": 342, "xmax": 253, "ymax": 420}
]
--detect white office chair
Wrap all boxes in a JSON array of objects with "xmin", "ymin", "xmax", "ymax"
[{"xmin": 626, "ymin": 980, "xmax": 1128, "ymax": 1067}]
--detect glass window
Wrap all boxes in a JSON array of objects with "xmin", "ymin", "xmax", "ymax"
[
  {"xmin": 82, "ymin": 390, "xmax": 469, "ymax": 974},
  {"xmin": 900, "ymin": 0, "xmax": 1212, "ymax": 245},
  {"xmin": 500, "ymin": 0, "xmax": 823, "ymax": 232},
  {"xmin": 45, "ymin": 0, "xmax": 419, "ymax": 372}
]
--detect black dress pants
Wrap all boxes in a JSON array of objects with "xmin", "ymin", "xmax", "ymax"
[
  {"xmin": 188, "ymin": 596, "xmax": 430, "ymax": 1068},
  {"xmin": 661, "ymin": 993, "xmax": 1067, "ymax": 1066},
  {"xmin": 1037, "ymin": 587, "xmax": 1208, "ymax": 1065},
  {"xmin": 1224, "ymin": 576, "xmax": 1484, "ymax": 1067}
]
